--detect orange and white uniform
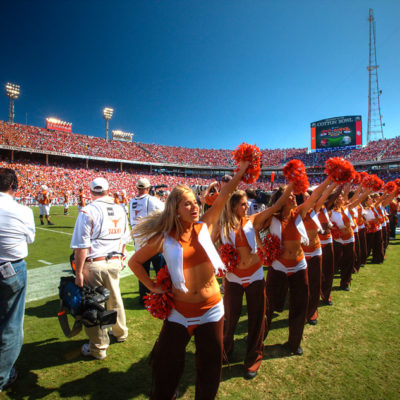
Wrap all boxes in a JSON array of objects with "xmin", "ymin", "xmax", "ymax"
[
  {"xmin": 269, "ymin": 209, "xmax": 308, "ymax": 275},
  {"xmin": 63, "ymin": 192, "xmax": 70, "ymax": 209},
  {"xmin": 120, "ymin": 192, "xmax": 129, "ymax": 214},
  {"xmin": 330, "ymin": 207, "xmax": 355, "ymax": 244},
  {"xmin": 36, "ymin": 190, "xmax": 51, "ymax": 216},
  {"xmin": 221, "ymin": 217, "xmax": 263, "ymax": 286},
  {"xmin": 163, "ymin": 222, "xmax": 224, "ymax": 332},
  {"xmin": 78, "ymin": 192, "xmax": 86, "ymax": 212},
  {"xmin": 220, "ymin": 217, "xmax": 265, "ymax": 374},
  {"xmin": 318, "ymin": 206, "xmax": 333, "ymax": 247}
]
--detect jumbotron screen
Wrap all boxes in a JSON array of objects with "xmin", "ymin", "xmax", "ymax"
[{"xmin": 310, "ymin": 116, "xmax": 362, "ymax": 152}]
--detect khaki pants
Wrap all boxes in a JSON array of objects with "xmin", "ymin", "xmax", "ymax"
[{"xmin": 83, "ymin": 259, "xmax": 128, "ymax": 358}]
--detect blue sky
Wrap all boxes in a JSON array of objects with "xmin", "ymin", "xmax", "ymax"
[{"xmin": 0, "ymin": 0, "xmax": 399, "ymax": 150}]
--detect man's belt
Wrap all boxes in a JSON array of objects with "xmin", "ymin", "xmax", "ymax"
[
  {"xmin": 85, "ymin": 256, "xmax": 122, "ymax": 262},
  {"xmin": 0, "ymin": 259, "xmax": 23, "ymax": 266}
]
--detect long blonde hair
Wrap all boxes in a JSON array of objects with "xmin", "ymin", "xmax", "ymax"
[
  {"xmin": 132, "ymin": 184, "xmax": 193, "ymax": 241},
  {"xmin": 219, "ymin": 190, "xmax": 246, "ymax": 244}
]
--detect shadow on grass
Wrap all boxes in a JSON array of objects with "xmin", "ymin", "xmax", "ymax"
[
  {"xmin": 221, "ymin": 342, "xmax": 292, "ymax": 382},
  {"xmin": 122, "ymin": 291, "xmax": 150, "ymax": 311},
  {"xmin": 264, "ymin": 343, "xmax": 292, "ymax": 360},
  {"xmin": 57, "ymin": 360, "xmax": 154, "ymax": 399},
  {"xmin": 11, "ymin": 337, "xmax": 198, "ymax": 400},
  {"xmin": 25, "ymin": 299, "xmax": 59, "ymax": 318},
  {"xmin": 268, "ymin": 318, "xmax": 289, "ymax": 331},
  {"xmin": 7, "ymin": 338, "xmax": 83, "ymax": 399}
]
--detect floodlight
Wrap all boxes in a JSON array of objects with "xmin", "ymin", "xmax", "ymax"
[
  {"xmin": 5, "ymin": 82, "xmax": 20, "ymax": 123},
  {"xmin": 103, "ymin": 107, "xmax": 114, "ymax": 141},
  {"xmin": 103, "ymin": 107, "xmax": 114, "ymax": 120}
]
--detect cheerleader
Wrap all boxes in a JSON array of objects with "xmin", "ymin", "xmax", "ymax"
[
  {"xmin": 129, "ymin": 161, "xmax": 249, "ymax": 399},
  {"xmin": 216, "ymin": 184, "xmax": 292, "ymax": 379},
  {"xmin": 265, "ymin": 178, "xmax": 331, "ymax": 355}
]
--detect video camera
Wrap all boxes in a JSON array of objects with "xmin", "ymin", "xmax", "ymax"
[
  {"xmin": 149, "ymin": 184, "xmax": 168, "ymax": 196},
  {"xmin": 256, "ymin": 189, "xmax": 272, "ymax": 205},
  {"xmin": 58, "ymin": 276, "xmax": 117, "ymax": 338},
  {"xmin": 190, "ymin": 184, "xmax": 209, "ymax": 195}
]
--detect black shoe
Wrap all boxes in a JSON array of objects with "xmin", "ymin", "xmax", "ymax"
[
  {"xmin": 308, "ymin": 319, "xmax": 317, "ymax": 326},
  {"xmin": 48, "ymin": 221, "xmax": 54, "ymax": 225},
  {"xmin": 243, "ymin": 335, "xmax": 248, "ymax": 342},
  {"xmin": 292, "ymin": 346, "xmax": 303, "ymax": 356},
  {"xmin": 341, "ymin": 286, "xmax": 350, "ymax": 292},
  {"xmin": 244, "ymin": 370, "xmax": 257, "ymax": 380},
  {"xmin": 323, "ymin": 300, "xmax": 333, "ymax": 306},
  {"xmin": 283, "ymin": 342, "xmax": 303, "ymax": 356},
  {"xmin": 40, "ymin": 221, "xmax": 44, "ymax": 225}
]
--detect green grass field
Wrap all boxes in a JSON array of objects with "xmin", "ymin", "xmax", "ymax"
[{"xmin": 2, "ymin": 206, "xmax": 400, "ymax": 399}]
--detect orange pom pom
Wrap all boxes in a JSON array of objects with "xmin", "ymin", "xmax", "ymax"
[
  {"xmin": 232, "ymin": 143, "xmax": 261, "ymax": 184},
  {"xmin": 218, "ymin": 243, "xmax": 240, "ymax": 274},
  {"xmin": 282, "ymin": 159, "xmax": 309, "ymax": 194},
  {"xmin": 144, "ymin": 266, "xmax": 175, "ymax": 320},
  {"xmin": 352, "ymin": 172, "xmax": 361, "ymax": 184},
  {"xmin": 383, "ymin": 181, "xmax": 396, "ymax": 194},
  {"xmin": 324, "ymin": 157, "xmax": 355, "ymax": 184},
  {"xmin": 257, "ymin": 234, "xmax": 282, "ymax": 265}
]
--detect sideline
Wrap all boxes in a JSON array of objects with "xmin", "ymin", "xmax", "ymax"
[{"xmin": 26, "ymin": 251, "xmax": 134, "ymax": 303}]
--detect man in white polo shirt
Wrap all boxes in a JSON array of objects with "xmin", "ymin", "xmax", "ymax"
[
  {"xmin": 129, "ymin": 178, "xmax": 165, "ymax": 306},
  {"xmin": 0, "ymin": 168, "xmax": 35, "ymax": 392},
  {"xmin": 71, "ymin": 177, "xmax": 130, "ymax": 360}
]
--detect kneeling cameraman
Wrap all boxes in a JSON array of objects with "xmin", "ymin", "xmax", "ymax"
[{"xmin": 71, "ymin": 178, "xmax": 130, "ymax": 359}]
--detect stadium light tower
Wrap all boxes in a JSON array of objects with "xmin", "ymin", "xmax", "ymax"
[
  {"xmin": 103, "ymin": 107, "xmax": 114, "ymax": 141},
  {"xmin": 5, "ymin": 83, "xmax": 20, "ymax": 123}
]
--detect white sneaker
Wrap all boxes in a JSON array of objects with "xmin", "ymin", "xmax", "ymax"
[{"xmin": 81, "ymin": 343, "xmax": 106, "ymax": 360}]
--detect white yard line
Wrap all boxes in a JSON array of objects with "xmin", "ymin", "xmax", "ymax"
[
  {"xmin": 36, "ymin": 227, "xmax": 73, "ymax": 236},
  {"xmin": 26, "ymin": 251, "xmax": 135, "ymax": 303},
  {"xmin": 38, "ymin": 260, "xmax": 52, "ymax": 265}
]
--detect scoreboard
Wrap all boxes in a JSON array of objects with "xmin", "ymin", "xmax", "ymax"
[{"xmin": 311, "ymin": 116, "xmax": 362, "ymax": 152}]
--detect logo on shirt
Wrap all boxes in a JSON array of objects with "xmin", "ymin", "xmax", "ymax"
[{"xmin": 107, "ymin": 207, "xmax": 114, "ymax": 216}]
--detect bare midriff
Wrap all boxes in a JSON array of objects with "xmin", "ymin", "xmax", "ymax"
[
  {"xmin": 236, "ymin": 246, "xmax": 260, "ymax": 270},
  {"xmin": 302, "ymin": 229, "xmax": 321, "ymax": 253},
  {"xmin": 280, "ymin": 239, "xmax": 304, "ymax": 261},
  {"xmin": 173, "ymin": 261, "xmax": 220, "ymax": 303}
]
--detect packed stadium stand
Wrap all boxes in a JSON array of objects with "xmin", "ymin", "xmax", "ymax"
[
  {"xmin": 1, "ymin": 120, "xmax": 400, "ymax": 204},
  {"xmin": 2, "ymin": 120, "xmax": 400, "ymax": 168}
]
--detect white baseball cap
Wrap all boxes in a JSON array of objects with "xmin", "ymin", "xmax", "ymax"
[
  {"xmin": 90, "ymin": 177, "xmax": 109, "ymax": 193},
  {"xmin": 137, "ymin": 178, "xmax": 151, "ymax": 189}
]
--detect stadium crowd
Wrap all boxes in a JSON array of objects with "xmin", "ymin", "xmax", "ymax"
[
  {"xmin": 0, "ymin": 157, "xmax": 399, "ymax": 206},
  {"xmin": 2, "ymin": 120, "xmax": 400, "ymax": 168}
]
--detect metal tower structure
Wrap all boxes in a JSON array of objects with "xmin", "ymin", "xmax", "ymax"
[{"xmin": 367, "ymin": 8, "xmax": 384, "ymax": 143}]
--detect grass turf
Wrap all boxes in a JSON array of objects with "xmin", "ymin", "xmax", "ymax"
[{"xmin": 3, "ymin": 208, "xmax": 400, "ymax": 399}]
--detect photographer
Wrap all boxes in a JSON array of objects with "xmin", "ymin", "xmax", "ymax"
[
  {"xmin": 200, "ymin": 174, "xmax": 233, "ymax": 212},
  {"xmin": 0, "ymin": 168, "xmax": 35, "ymax": 391},
  {"xmin": 246, "ymin": 188, "xmax": 266, "ymax": 215},
  {"xmin": 129, "ymin": 178, "xmax": 165, "ymax": 306},
  {"xmin": 71, "ymin": 178, "xmax": 130, "ymax": 359}
]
